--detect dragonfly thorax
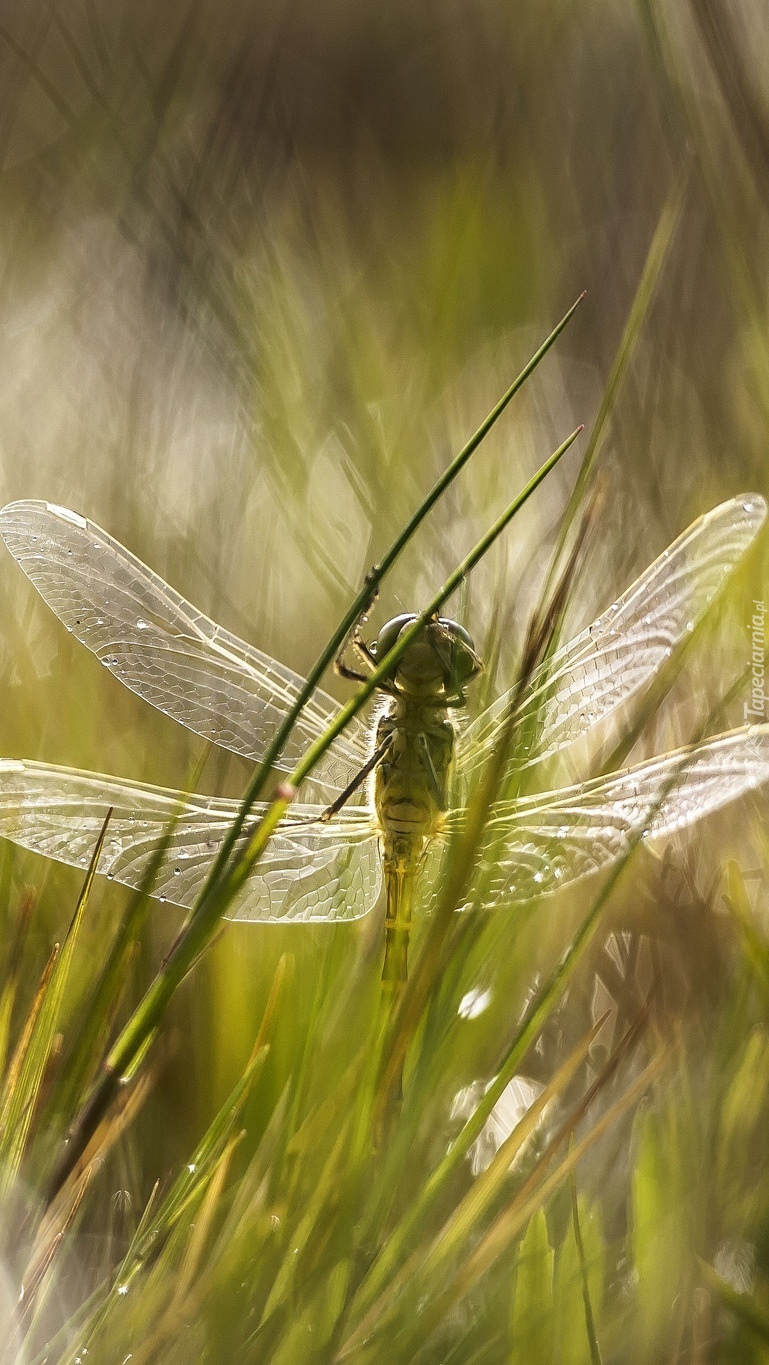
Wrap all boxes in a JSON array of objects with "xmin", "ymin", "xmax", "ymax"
[
  {"xmin": 373, "ymin": 614, "xmax": 480, "ymax": 700},
  {"xmin": 374, "ymin": 700, "xmax": 455, "ymax": 850}
]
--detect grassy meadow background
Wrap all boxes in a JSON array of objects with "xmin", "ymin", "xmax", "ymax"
[{"xmin": 0, "ymin": 1, "xmax": 769, "ymax": 1360}]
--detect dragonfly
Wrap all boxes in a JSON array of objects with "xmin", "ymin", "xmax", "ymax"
[{"xmin": 0, "ymin": 495, "xmax": 768, "ymax": 1003}]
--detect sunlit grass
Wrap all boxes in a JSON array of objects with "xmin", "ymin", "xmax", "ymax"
[
  {"xmin": 0, "ymin": 2, "xmax": 769, "ymax": 1360},
  {"xmin": 2, "ymin": 434, "xmax": 769, "ymax": 1363}
]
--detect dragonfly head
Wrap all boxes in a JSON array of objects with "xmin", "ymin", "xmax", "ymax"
[{"xmin": 373, "ymin": 614, "xmax": 481, "ymax": 699}]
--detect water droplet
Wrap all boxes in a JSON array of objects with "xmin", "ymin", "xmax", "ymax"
[{"xmin": 136, "ymin": 619, "xmax": 149, "ymax": 631}]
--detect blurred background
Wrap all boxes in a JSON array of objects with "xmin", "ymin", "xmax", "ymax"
[{"xmin": 0, "ymin": 0, "xmax": 768, "ymax": 1306}]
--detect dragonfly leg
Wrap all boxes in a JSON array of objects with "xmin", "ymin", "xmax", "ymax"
[
  {"xmin": 334, "ymin": 592, "xmax": 380, "ymax": 682},
  {"xmin": 317, "ymin": 735, "xmax": 393, "ymax": 822},
  {"xmin": 353, "ymin": 626, "xmax": 377, "ymax": 670},
  {"xmin": 336, "ymin": 659, "xmax": 370, "ymax": 684}
]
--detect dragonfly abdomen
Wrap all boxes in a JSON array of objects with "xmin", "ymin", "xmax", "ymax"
[{"xmin": 374, "ymin": 702, "xmax": 456, "ymax": 1008}]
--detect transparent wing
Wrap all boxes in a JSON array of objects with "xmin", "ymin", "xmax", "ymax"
[
  {"xmin": 459, "ymin": 495, "xmax": 766, "ymax": 777},
  {"xmin": 0, "ymin": 501, "xmax": 370, "ymax": 797},
  {"xmin": 445, "ymin": 725, "xmax": 769, "ymax": 906},
  {"xmin": 0, "ymin": 761, "xmax": 381, "ymax": 923}
]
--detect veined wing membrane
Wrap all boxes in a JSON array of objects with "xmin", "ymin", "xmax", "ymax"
[
  {"xmin": 459, "ymin": 496, "xmax": 766, "ymax": 778},
  {"xmin": 0, "ymin": 761, "xmax": 381, "ymax": 922},
  {"xmin": 450, "ymin": 725, "xmax": 769, "ymax": 906},
  {"xmin": 0, "ymin": 502, "xmax": 370, "ymax": 797}
]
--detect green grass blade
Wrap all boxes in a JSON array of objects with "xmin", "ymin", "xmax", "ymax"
[{"xmin": 0, "ymin": 811, "xmax": 111, "ymax": 1195}]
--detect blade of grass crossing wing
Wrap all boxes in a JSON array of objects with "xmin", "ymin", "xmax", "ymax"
[{"xmin": 192, "ymin": 299, "xmax": 585, "ymax": 923}]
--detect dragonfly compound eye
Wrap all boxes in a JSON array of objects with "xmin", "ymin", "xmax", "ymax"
[
  {"xmin": 374, "ymin": 614, "xmax": 418, "ymax": 660},
  {"xmin": 437, "ymin": 617, "xmax": 480, "ymax": 684}
]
